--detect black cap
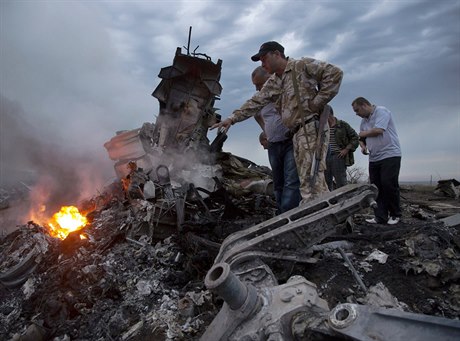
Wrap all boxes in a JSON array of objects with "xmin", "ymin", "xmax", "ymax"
[{"xmin": 251, "ymin": 41, "xmax": 284, "ymax": 61}]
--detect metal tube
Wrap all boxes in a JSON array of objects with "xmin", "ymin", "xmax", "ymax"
[
  {"xmin": 329, "ymin": 303, "xmax": 460, "ymax": 341},
  {"xmin": 187, "ymin": 26, "xmax": 192, "ymax": 55},
  {"xmin": 337, "ymin": 246, "xmax": 367, "ymax": 293},
  {"xmin": 204, "ymin": 262, "xmax": 248, "ymax": 310}
]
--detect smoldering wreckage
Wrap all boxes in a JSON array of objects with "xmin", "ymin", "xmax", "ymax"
[{"xmin": 1, "ymin": 39, "xmax": 460, "ymax": 341}]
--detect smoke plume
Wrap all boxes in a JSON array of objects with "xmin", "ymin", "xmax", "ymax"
[{"xmin": 1, "ymin": 94, "xmax": 114, "ymax": 228}]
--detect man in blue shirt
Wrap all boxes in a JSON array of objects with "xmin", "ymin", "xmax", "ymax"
[
  {"xmin": 352, "ymin": 97, "xmax": 402, "ymax": 225},
  {"xmin": 253, "ymin": 66, "xmax": 301, "ymax": 214}
]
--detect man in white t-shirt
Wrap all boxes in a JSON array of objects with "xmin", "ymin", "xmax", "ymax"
[{"xmin": 352, "ymin": 97, "xmax": 402, "ymax": 225}]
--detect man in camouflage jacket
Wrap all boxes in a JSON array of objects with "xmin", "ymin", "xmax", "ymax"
[
  {"xmin": 212, "ymin": 41, "xmax": 343, "ymax": 202},
  {"xmin": 325, "ymin": 108, "xmax": 359, "ymax": 191}
]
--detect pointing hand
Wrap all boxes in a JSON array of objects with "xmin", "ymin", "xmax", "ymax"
[{"xmin": 210, "ymin": 118, "xmax": 233, "ymax": 133}]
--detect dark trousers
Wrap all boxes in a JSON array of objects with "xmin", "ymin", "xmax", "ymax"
[
  {"xmin": 369, "ymin": 156, "xmax": 401, "ymax": 222},
  {"xmin": 268, "ymin": 139, "xmax": 301, "ymax": 214},
  {"xmin": 325, "ymin": 152, "xmax": 348, "ymax": 191}
]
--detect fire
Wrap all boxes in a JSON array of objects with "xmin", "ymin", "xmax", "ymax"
[{"xmin": 48, "ymin": 206, "xmax": 88, "ymax": 240}]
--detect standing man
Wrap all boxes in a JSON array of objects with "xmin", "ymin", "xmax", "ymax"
[
  {"xmin": 325, "ymin": 108, "xmax": 359, "ymax": 191},
  {"xmin": 252, "ymin": 66, "xmax": 301, "ymax": 214},
  {"xmin": 352, "ymin": 97, "xmax": 402, "ymax": 225},
  {"xmin": 212, "ymin": 41, "xmax": 343, "ymax": 202}
]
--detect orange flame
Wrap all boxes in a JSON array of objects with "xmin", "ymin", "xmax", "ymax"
[{"xmin": 48, "ymin": 206, "xmax": 88, "ymax": 240}]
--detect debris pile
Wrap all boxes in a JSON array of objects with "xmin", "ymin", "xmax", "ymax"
[
  {"xmin": 434, "ymin": 179, "xmax": 460, "ymax": 200},
  {"xmin": 1, "ymin": 40, "xmax": 280, "ymax": 340},
  {"xmin": 0, "ymin": 176, "xmax": 275, "ymax": 341},
  {"xmin": 1, "ymin": 36, "xmax": 460, "ymax": 340},
  {"xmin": 1, "ymin": 182, "xmax": 460, "ymax": 340}
]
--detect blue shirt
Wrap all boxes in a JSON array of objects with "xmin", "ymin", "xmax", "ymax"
[
  {"xmin": 360, "ymin": 105, "xmax": 401, "ymax": 162},
  {"xmin": 260, "ymin": 103, "xmax": 290, "ymax": 142}
]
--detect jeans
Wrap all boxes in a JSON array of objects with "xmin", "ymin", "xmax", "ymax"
[
  {"xmin": 369, "ymin": 156, "xmax": 402, "ymax": 222},
  {"xmin": 268, "ymin": 140, "xmax": 301, "ymax": 214}
]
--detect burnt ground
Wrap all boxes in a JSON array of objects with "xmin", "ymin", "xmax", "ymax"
[
  {"xmin": 304, "ymin": 221, "xmax": 459, "ymax": 317},
  {"xmin": 302, "ymin": 185, "xmax": 460, "ymax": 318},
  {"xmin": 0, "ymin": 184, "xmax": 459, "ymax": 340}
]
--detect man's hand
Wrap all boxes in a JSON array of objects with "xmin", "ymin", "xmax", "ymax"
[
  {"xmin": 210, "ymin": 118, "xmax": 233, "ymax": 133},
  {"xmin": 338, "ymin": 148, "xmax": 348, "ymax": 158},
  {"xmin": 361, "ymin": 146, "xmax": 369, "ymax": 155},
  {"xmin": 359, "ymin": 140, "xmax": 369, "ymax": 155}
]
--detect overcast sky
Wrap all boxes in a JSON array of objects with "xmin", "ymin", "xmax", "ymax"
[{"xmin": 1, "ymin": 0, "xmax": 459, "ymax": 189}]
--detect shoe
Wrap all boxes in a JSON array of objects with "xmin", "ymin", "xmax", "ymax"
[
  {"xmin": 387, "ymin": 217, "xmax": 400, "ymax": 225},
  {"xmin": 365, "ymin": 218, "xmax": 378, "ymax": 224}
]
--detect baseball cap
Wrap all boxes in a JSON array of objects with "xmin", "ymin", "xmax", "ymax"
[{"xmin": 251, "ymin": 41, "xmax": 285, "ymax": 61}]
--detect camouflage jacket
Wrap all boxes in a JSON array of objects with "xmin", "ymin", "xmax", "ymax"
[
  {"xmin": 333, "ymin": 119, "xmax": 359, "ymax": 166},
  {"xmin": 230, "ymin": 57, "xmax": 343, "ymax": 129}
]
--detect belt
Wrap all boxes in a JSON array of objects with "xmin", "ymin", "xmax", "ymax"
[
  {"xmin": 269, "ymin": 138, "xmax": 292, "ymax": 144},
  {"xmin": 286, "ymin": 115, "xmax": 319, "ymax": 137}
]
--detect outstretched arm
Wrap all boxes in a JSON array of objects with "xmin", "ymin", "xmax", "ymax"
[{"xmin": 210, "ymin": 86, "xmax": 271, "ymax": 133}]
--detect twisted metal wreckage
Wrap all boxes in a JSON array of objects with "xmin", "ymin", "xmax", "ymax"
[
  {"xmin": 202, "ymin": 185, "xmax": 460, "ymax": 341},
  {"xmin": 103, "ymin": 33, "xmax": 460, "ymax": 340},
  {"xmin": 1, "ymin": 32, "xmax": 460, "ymax": 340}
]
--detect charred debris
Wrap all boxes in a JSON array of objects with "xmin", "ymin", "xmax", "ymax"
[{"xmin": 1, "ymin": 33, "xmax": 460, "ymax": 341}]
